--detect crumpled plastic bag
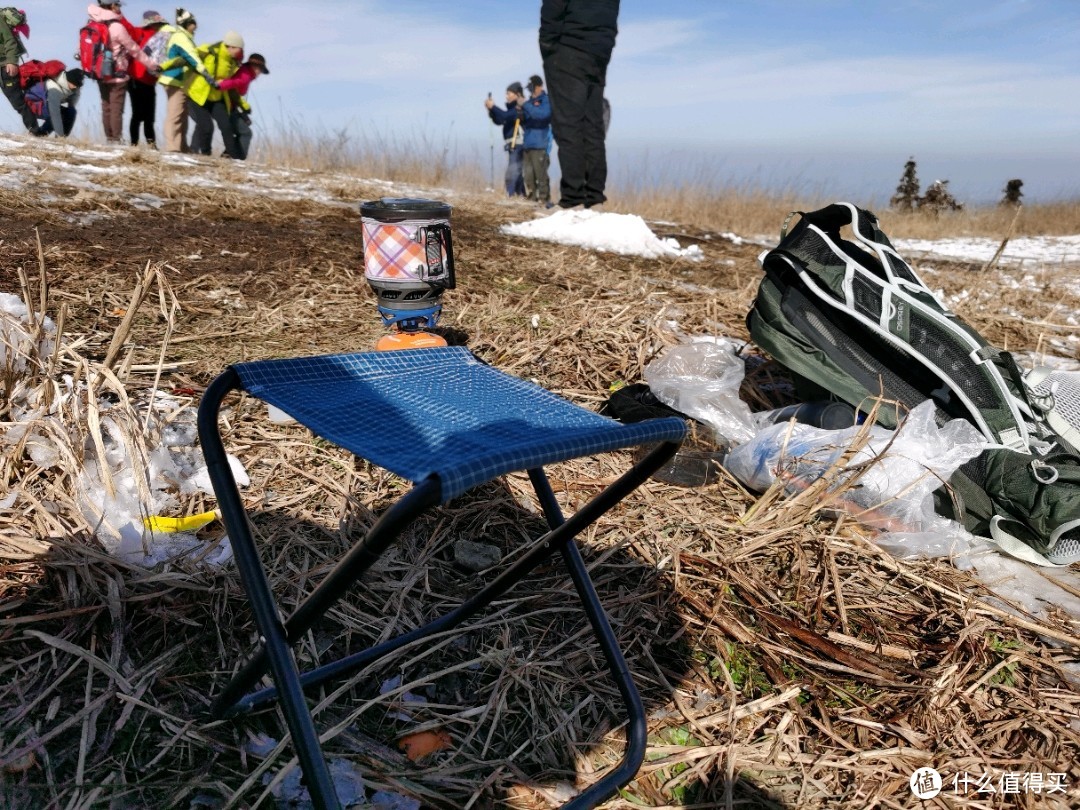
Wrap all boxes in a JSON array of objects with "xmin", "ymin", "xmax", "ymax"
[
  {"xmin": 643, "ymin": 341, "xmax": 756, "ymax": 444},
  {"xmin": 724, "ymin": 400, "xmax": 987, "ymax": 536}
]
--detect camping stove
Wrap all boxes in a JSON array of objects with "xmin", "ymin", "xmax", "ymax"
[{"xmin": 360, "ymin": 197, "xmax": 455, "ymax": 350}]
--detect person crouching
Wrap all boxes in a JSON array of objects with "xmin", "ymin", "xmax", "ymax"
[{"xmin": 27, "ymin": 69, "xmax": 84, "ymax": 137}]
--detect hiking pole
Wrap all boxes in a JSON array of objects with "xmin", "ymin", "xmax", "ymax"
[{"xmin": 488, "ymin": 91, "xmax": 495, "ymax": 191}]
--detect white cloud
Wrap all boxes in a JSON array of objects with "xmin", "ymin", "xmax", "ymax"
[{"xmin": 3, "ymin": 2, "xmax": 1076, "ymax": 199}]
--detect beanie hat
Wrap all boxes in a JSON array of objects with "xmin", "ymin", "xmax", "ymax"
[
  {"xmin": 175, "ymin": 7, "xmax": 196, "ymax": 27},
  {"xmin": 141, "ymin": 10, "xmax": 166, "ymax": 26},
  {"xmin": 527, "ymin": 74, "xmax": 543, "ymax": 90},
  {"xmin": 65, "ymin": 68, "xmax": 85, "ymax": 88},
  {"xmin": 506, "ymin": 81, "xmax": 523, "ymax": 96},
  {"xmin": 222, "ymin": 30, "xmax": 244, "ymax": 49}
]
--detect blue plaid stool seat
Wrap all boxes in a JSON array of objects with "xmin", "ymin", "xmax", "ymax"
[{"xmin": 197, "ymin": 346, "xmax": 686, "ymax": 809}]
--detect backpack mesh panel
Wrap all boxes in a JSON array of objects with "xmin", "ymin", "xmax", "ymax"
[
  {"xmin": 1054, "ymin": 532, "xmax": 1080, "ymax": 563},
  {"xmin": 786, "ymin": 288, "xmax": 934, "ymax": 410},
  {"xmin": 856, "ymin": 209, "xmax": 878, "ymax": 239},
  {"xmin": 851, "ymin": 276, "xmax": 883, "ymax": 320},
  {"xmin": 1029, "ymin": 370, "xmax": 1080, "ymax": 433},
  {"xmin": 794, "ymin": 231, "xmax": 841, "ymax": 268},
  {"xmin": 960, "ymin": 452, "xmax": 990, "ymax": 488},
  {"xmin": 909, "ymin": 312, "xmax": 1002, "ymax": 413},
  {"xmin": 887, "ymin": 253, "xmax": 918, "ymax": 283}
]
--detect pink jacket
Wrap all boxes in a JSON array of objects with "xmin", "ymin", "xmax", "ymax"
[
  {"xmin": 218, "ymin": 64, "xmax": 256, "ymax": 97},
  {"xmin": 85, "ymin": 4, "xmax": 154, "ymax": 84}
]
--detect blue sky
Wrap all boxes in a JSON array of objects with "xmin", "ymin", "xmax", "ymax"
[{"xmin": 10, "ymin": 1, "xmax": 1080, "ymax": 203}]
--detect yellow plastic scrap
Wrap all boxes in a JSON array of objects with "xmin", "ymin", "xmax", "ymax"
[{"xmin": 143, "ymin": 511, "xmax": 218, "ymax": 533}]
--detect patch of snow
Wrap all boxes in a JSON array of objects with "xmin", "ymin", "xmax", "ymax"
[
  {"xmin": 896, "ymin": 235, "xmax": 1080, "ymax": 266},
  {"xmin": 502, "ymin": 209, "xmax": 704, "ymax": 261}
]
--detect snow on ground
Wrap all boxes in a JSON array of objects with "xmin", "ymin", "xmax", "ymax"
[
  {"xmin": 501, "ymin": 208, "xmax": 704, "ymax": 260},
  {"xmin": 0, "ymin": 135, "xmax": 429, "ymax": 213},
  {"xmin": 895, "ymin": 234, "xmax": 1080, "ymax": 267}
]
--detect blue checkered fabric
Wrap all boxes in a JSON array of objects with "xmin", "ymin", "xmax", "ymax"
[{"xmin": 232, "ymin": 347, "xmax": 686, "ymax": 502}]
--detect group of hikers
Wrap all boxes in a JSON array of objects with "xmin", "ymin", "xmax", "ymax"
[
  {"xmin": 0, "ymin": 3, "xmax": 269, "ymax": 159},
  {"xmin": 485, "ymin": 75, "xmax": 553, "ymax": 206},
  {"xmin": 487, "ymin": 0, "xmax": 619, "ymax": 211},
  {"xmin": 2, "ymin": 0, "xmax": 619, "ymax": 190}
]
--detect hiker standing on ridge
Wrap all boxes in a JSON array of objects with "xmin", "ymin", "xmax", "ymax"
[
  {"xmin": 157, "ymin": 8, "xmax": 214, "ymax": 152},
  {"xmin": 539, "ymin": 0, "xmax": 619, "ymax": 210},
  {"xmin": 521, "ymin": 74, "xmax": 552, "ymax": 207},
  {"xmin": 0, "ymin": 8, "xmax": 39, "ymax": 134},
  {"xmin": 218, "ymin": 51, "xmax": 267, "ymax": 160},
  {"xmin": 485, "ymin": 82, "xmax": 526, "ymax": 197},
  {"xmin": 86, "ymin": 1, "xmax": 158, "ymax": 144}
]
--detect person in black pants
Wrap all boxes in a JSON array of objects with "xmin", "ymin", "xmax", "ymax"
[
  {"xmin": 128, "ymin": 81, "xmax": 157, "ymax": 146},
  {"xmin": 539, "ymin": 0, "xmax": 619, "ymax": 210},
  {"xmin": 0, "ymin": 10, "xmax": 38, "ymax": 134}
]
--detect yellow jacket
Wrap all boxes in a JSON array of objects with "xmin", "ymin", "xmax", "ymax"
[{"xmin": 183, "ymin": 41, "xmax": 239, "ymax": 107}]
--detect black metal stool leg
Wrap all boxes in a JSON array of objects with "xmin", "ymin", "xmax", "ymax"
[
  {"xmin": 199, "ymin": 372, "xmax": 343, "ymax": 810},
  {"xmin": 211, "ymin": 479, "xmax": 442, "ymax": 717},
  {"xmin": 558, "ymin": 539, "xmax": 647, "ymax": 810},
  {"xmin": 230, "ymin": 443, "xmax": 679, "ymax": 715},
  {"xmin": 525, "ymin": 441, "xmax": 679, "ymax": 808}
]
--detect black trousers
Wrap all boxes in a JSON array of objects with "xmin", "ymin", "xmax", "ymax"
[
  {"xmin": 127, "ymin": 80, "xmax": 157, "ymax": 145},
  {"xmin": 542, "ymin": 45, "xmax": 610, "ymax": 208},
  {"xmin": 188, "ymin": 97, "xmax": 243, "ymax": 159},
  {"xmin": 2, "ymin": 69, "xmax": 38, "ymax": 131}
]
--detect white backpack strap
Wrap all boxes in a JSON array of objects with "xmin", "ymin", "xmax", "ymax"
[{"xmin": 988, "ymin": 516, "xmax": 1069, "ymax": 567}]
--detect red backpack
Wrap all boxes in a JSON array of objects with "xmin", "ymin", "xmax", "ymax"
[
  {"xmin": 78, "ymin": 19, "xmax": 113, "ymax": 80},
  {"xmin": 18, "ymin": 59, "xmax": 66, "ymax": 90},
  {"xmin": 124, "ymin": 22, "xmax": 162, "ymax": 85}
]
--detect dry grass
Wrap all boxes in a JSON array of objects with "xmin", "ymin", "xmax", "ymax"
[
  {"xmin": 251, "ymin": 128, "xmax": 1080, "ymax": 241},
  {"xmin": 0, "ymin": 140, "xmax": 1078, "ymax": 809},
  {"xmin": 254, "ymin": 116, "xmax": 488, "ymax": 192},
  {"xmin": 606, "ymin": 184, "xmax": 1080, "ymax": 242}
]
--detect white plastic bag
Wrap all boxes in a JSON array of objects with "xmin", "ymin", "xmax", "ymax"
[
  {"xmin": 724, "ymin": 400, "xmax": 986, "ymax": 535},
  {"xmin": 643, "ymin": 341, "xmax": 756, "ymax": 444}
]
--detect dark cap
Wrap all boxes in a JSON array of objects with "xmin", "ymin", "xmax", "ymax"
[
  {"xmin": 527, "ymin": 74, "xmax": 543, "ymax": 89},
  {"xmin": 506, "ymin": 81, "xmax": 523, "ymax": 96},
  {"xmin": 247, "ymin": 53, "xmax": 269, "ymax": 74},
  {"xmin": 66, "ymin": 68, "xmax": 85, "ymax": 87}
]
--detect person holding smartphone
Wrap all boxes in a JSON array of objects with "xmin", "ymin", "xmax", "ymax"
[{"xmin": 484, "ymin": 82, "xmax": 527, "ymax": 198}]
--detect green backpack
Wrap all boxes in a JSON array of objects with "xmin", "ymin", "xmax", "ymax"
[
  {"xmin": 748, "ymin": 202, "xmax": 1080, "ymax": 566},
  {"xmin": 0, "ymin": 7, "xmax": 25, "ymax": 28}
]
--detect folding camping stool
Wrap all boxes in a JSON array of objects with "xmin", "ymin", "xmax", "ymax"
[{"xmin": 197, "ymin": 346, "xmax": 686, "ymax": 810}]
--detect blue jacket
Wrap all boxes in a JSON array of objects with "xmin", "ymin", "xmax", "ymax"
[
  {"xmin": 520, "ymin": 91, "xmax": 552, "ymax": 151},
  {"xmin": 488, "ymin": 101, "xmax": 523, "ymax": 145}
]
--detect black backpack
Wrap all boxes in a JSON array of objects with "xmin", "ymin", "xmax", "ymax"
[{"xmin": 748, "ymin": 202, "xmax": 1080, "ymax": 566}]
